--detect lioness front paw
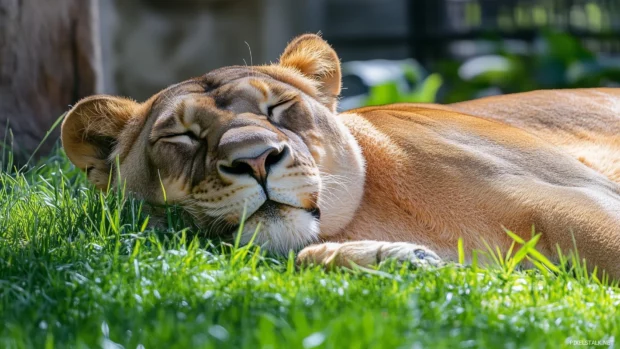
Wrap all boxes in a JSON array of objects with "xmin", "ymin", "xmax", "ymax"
[{"xmin": 296, "ymin": 241, "xmax": 442, "ymax": 269}]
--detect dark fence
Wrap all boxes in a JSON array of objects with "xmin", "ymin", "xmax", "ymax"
[{"xmin": 324, "ymin": 0, "xmax": 620, "ymax": 65}]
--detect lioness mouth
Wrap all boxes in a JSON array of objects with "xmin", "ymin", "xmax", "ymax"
[
  {"xmin": 256, "ymin": 200, "xmax": 283, "ymax": 218},
  {"xmin": 253, "ymin": 200, "xmax": 321, "ymax": 220}
]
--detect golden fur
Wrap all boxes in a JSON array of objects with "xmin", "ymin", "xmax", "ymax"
[{"xmin": 62, "ymin": 34, "xmax": 620, "ymax": 279}]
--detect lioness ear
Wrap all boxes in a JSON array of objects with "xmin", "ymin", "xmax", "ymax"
[
  {"xmin": 61, "ymin": 95, "xmax": 138, "ymax": 189},
  {"xmin": 279, "ymin": 34, "xmax": 341, "ymax": 111}
]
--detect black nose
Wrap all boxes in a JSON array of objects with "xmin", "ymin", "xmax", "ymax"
[
  {"xmin": 219, "ymin": 147, "xmax": 286, "ymax": 184},
  {"xmin": 308, "ymin": 207, "xmax": 321, "ymax": 220}
]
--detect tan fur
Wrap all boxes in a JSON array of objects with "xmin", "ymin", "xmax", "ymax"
[
  {"xmin": 326, "ymin": 101, "xmax": 620, "ymax": 279},
  {"xmin": 62, "ymin": 96, "xmax": 143, "ymax": 189},
  {"xmin": 62, "ymin": 34, "xmax": 620, "ymax": 279},
  {"xmin": 277, "ymin": 34, "xmax": 341, "ymax": 111}
]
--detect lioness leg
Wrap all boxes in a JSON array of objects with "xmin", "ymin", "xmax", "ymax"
[{"xmin": 296, "ymin": 241, "xmax": 443, "ymax": 268}]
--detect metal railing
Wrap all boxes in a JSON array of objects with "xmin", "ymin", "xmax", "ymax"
[{"xmin": 325, "ymin": 0, "xmax": 620, "ymax": 65}]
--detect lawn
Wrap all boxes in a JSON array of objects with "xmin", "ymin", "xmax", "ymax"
[{"xmin": 0, "ymin": 150, "xmax": 619, "ymax": 349}]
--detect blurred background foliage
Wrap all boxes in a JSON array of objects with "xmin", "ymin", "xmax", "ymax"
[
  {"xmin": 348, "ymin": 30, "xmax": 620, "ymax": 108},
  {"xmin": 99, "ymin": 0, "xmax": 620, "ymax": 108},
  {"xmin": 97, "ymin": 0, "xmax": 620, "ymax": 109},
  {"xmin": 326, "ymin": 0, "xmax": 620, "ymax": 110},
  {"xmin": 438, "ymin": 31, "xmax": 620, "ymax": 103},
  {"xmin": 334, "ymin": 0, "xmax": 620, "ymax": 108},
  {"xmin": 5, "ymin": 0, "xmax": 620, "ymax": 158}
]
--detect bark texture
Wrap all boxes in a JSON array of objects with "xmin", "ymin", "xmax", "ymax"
[{"xmin": 0, "ymin": 0, "xmax": 101, "ymax": 160}]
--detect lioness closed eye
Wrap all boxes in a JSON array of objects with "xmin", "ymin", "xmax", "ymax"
[{"xmin": 62, "ymin": 34, "xmax": 620, "ymax": 279}]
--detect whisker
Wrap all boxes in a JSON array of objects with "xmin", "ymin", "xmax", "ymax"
[{"xmin": 244, "ymin": 41, "xmax": 256, "ymax": 79}]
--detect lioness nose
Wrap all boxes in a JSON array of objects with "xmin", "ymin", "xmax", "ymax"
[{"xmin": 219, "ymin": 147, "xmax": 286, "ymax": 185}]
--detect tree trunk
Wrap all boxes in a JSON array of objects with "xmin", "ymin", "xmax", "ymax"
[{"xmin": 0, "ymin": 0, "xmax": 101, "ymax": 162}]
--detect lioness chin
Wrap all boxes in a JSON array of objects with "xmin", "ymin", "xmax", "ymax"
[{"xmin": 62, "ymin": 34, "xmax": 620, "ymax": 279}]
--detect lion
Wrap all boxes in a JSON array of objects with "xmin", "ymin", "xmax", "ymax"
[{"xmin": 62, "ymin": 34, "xmax": 620, "ymax": 279}]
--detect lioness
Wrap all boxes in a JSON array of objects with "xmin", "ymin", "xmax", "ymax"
[{"xmin": 62, "ymin": 34, "xmax": 620, "ymax": 278}]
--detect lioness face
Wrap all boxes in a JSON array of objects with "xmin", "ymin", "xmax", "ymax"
[{"xmin": 62, "ymin": 35, "xmax": 365, "ymax": 253}]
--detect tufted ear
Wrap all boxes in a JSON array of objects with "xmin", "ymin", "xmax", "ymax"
[
  {"xmin": 61, "ymin": 95, "xmax": 139, "ymax": 189},
  {"xmin": 279, "ymin": 34, "xmax": 342, "ymax": 112}
]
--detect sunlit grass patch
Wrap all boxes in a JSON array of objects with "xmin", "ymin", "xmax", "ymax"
[{"xmin": 0, "ymin": 150, "xmax": 619, "ymax": 348}]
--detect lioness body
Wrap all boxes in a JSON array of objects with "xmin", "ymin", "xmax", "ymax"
[
  {"xmin": 62, "ymin": 35, "xmax": 620, "ymax": 278},
  {"xmin": 334, "ymin": 94, "xmax": 620, "ymax": 275}
]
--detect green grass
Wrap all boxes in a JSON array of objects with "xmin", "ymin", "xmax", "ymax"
[{"xmin": 1, "ymin": 149, "xmax": 619, "ymax": 349}]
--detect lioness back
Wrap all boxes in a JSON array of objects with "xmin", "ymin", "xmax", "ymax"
[{"xmin": 451, "ymin": 88, "xmax": 620, "ymax": 183}]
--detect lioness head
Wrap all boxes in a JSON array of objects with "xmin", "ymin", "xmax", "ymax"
[{"xmin": 62, "ymin": 34, "xmax": 365, "ymax": 253}]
